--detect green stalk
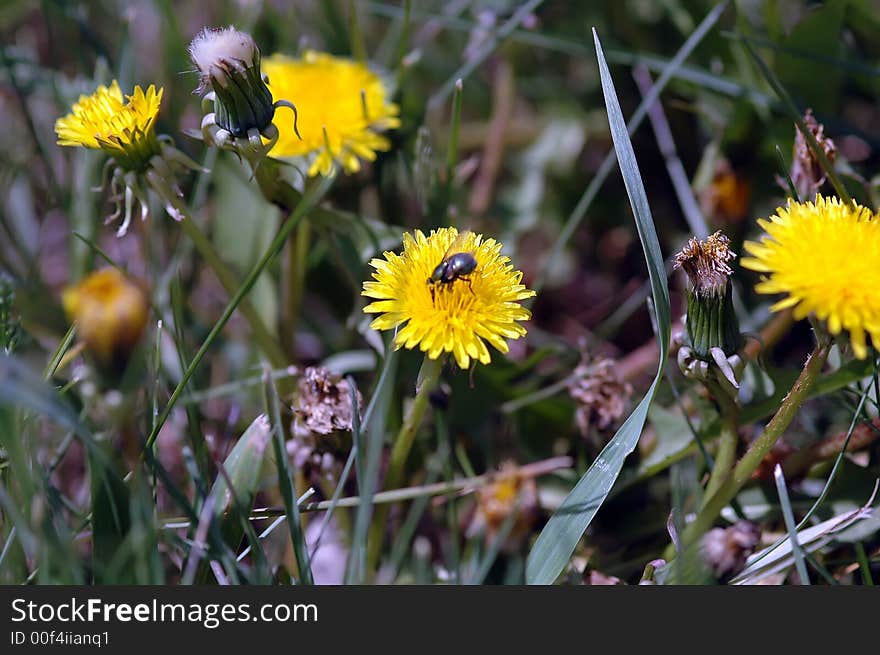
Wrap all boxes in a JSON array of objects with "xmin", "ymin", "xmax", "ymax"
[
  {"xmin": 365, "ymin": 355, "xmax": 444, "ymax": 573},
  {"xmin": 702, "ymin": 378, "xmax": 739, "ymax": 503},
  {"xmin": 148, "ymin": 173, "xmax": 287, "ymax": 368},
  {"xmin": 144, "ymin": 173, "xmax": 336, "ymax": 452},
  {"xmin": 281, "ymin": 219, "xmax": 310, "ymax": 358},
  {"xmin": 665, "ymin": 340, "xmax": 830, "ymax": 562}
]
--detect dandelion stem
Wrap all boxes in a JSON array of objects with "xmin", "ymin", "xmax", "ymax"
[
  {"xmin": 664, "ymin": 339, "xmax": 830, "ymax": 563},
  {"xmin": 150, "ymin": 177, "xmax": 287, "ymax": 368},
  {"xmin": 701, "ymin": 378, "xmax": 739, "ymax": 503},
  {"xmin": 281, "ymin": 219, "xmax": 311, "ymax": 358},
  {"xmin": 366, "ymin": 355, "xmax": 444, "ymax": 573}
]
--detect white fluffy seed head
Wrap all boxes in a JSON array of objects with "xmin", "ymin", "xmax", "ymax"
[{"xmin": 188, "ymin": 26, "xmax": 258, "ymax": 89}]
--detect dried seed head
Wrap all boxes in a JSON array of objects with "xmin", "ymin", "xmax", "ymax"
[
  {"xmin": 700, "ymin": 520, "xmax": 761, "ymax": 582},
  {"xmin": 674, "ymin": 231, "xmax": 735, "ymax": 297},
  {"xmin": 790, "ymin": 109, "xmax": 836, "ymax": 200},
  {"xmin": 288, "ymin": 367, "xmax": 362, "ymax": 485},
  {"xmin": 188, "ymin": 26, "xmax": 275, "ymax": 138},
  {"xmin": 567, "ymin": 356, "xmax": 633, "ymax": 437},
  {"xmin": 189, "ymin": 26, "xmax": 259, "ymax": 91},
  {"xmin": 292, "ymin": 367, "xmax": 362, "ymax": 436},
  {"xmin": 675, "ymin": 231, "xmax": 742, "ymax": 361},
  {"xmin": 583, "ymin": 569, "xmax": 626, "ymax": 585}
]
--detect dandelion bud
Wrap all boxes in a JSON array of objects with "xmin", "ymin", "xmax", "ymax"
[
  {"xmin": 188, "ymin": 26, "xmax": 276, "ymax": 138},
  {"xmin": 674, "ymin": 231, "xmax": 741, "ymax": 360},
  {"xmin": 62, "ymin": 267, "xmax": 149, "ymax": 370}
]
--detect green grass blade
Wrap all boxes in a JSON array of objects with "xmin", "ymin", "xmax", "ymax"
[
  {"xmin": 426, "ymin": 0, "xmax": 545, "ymax": 110},
  {"xmin": 774, "ymin": 464, "xmax": 810, "ymax": 585},
  {"xmin": 738, "ymin": 36, "xmax": 851, "ymax": 203},
  {"xmin": 263, "ymin": 368, "xmax": 313, "ymax": 584},
  {"xmin": 531, "ymin": 0, "xmax": 730, "ymax": 297},
  {"xmin": 42, "ymin": 324, "xmax": 76, "ymax": 381},
  {"xmin": 344, "ymin": 341, "xmax": 399, "ymax": 583},
  {"xmin": 144, "ymin": 173, "xmax": 336, "ymax": 452},
  {"xmin": 468, "ymin": 496, "xmax": 520, "ymax": 585},
  {"xmin": 525, "ymin": 29, "xmax": 671, "ymax": 585}
]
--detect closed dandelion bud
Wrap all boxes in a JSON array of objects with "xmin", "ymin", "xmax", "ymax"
[
  {"xmin": 62, "ymin": 267, "xmax": 149, "ymax": 370},
  {"xmin": 674, "ymin": 231, "xmax": 741, "ymax": 360},
  {"xmin": 189, "ymin": 27, "xmax": 275, "ymax": 138}
]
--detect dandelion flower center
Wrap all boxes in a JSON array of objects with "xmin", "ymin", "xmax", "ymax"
[
  {"xmin": 263, "ymin": 51, "xmax": 400, "ymax": 177},
  {"xmin": 55, "ymin": 80, "xmax": 163, "ymax": 170},
  {"xmin": 362, "ymin": 228, "xmax": 535, "ymax": 369},
  {"xmin": 741, "ymin": 195, "xmax": 880, "ymax": 358}
]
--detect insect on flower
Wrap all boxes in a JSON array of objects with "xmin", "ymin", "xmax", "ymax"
[
  {"xmin": 363, "ymin": 227, "xmax": 534, "ymax": 369},
  {"xmin": 427, "ymin": 229, "xmax": 478, "ymax": 299}
]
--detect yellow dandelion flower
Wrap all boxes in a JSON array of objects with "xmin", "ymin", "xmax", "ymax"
[
  {"xmin": 55, "ymin": 80, "xmax": 163, "ymax": 170},
  {"xmin": 63, "ymin": 267, "xmax": 149, "ymax": 366},
  {"xmin": 262, "ymin": 51, "xmax": 400, "ymax": 177},
  {"xmin": 741, "ymin": 195, "xmax": 880, "ymax": 359},
  {"xmin": 362, "ymin": 228, "xmax": 535, "ymax": 369}
]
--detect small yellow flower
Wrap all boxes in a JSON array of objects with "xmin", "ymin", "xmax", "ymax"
[
  {"xmin": 741, "ymin": 195, "xmax": 880, "ymax": 358},
  {"xmin": 362, "ymin": 228, "xmax": 535, "ymax": 369},
  {"xmin": 55, "ymin": 81, "xmax": 163, "ymax": 171},
  {"xmin": 63, "ymin": 267, "xmax": 149, "ymax": 366},
  {"xmin": 262, "ymin": 51, "xmax": 400, "ymax": 177}
]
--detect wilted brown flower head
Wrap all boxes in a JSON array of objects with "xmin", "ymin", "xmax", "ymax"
[
  {"xmin": 567, "ymin": 356, "xmax": 633, "ymax": 437},
  {"xmin": 468, "ymin": 461, "xmax": 539, "ymax": 548},
  {"xmin": 288, "ymin": 367, "xmax": 363, "ymax": 483},
  {"xmin": 292, "ymin": 366, "xmax": 361, "ymax": 436},
  {"xmin": 583, "ymin": 569, "xmax": 625, "ymax": 585},
  {"xmin": 674, "ymin": 231, "xmax": 736, "ymax": 297},
  {"xmin": 700, "ymin": 520, "xmax": 761, "ymax": 582},
  {"xmin": 789, "ymin": 109, "xmax": 836, "ymax": 200}
]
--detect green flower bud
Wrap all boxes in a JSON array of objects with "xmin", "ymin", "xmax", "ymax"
[{"xmin": 675, "ymin": 231, "xmax": 742, "ymax": 359}]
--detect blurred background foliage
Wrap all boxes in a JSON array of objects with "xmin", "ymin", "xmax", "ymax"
[{"xmin": 1, "ymin": 0, "xmax": 879, "ymax": 585}]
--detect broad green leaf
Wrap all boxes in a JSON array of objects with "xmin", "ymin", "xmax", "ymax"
[
  {"xmin": 641, "ymin": 405, "xmax": 696, "ymax": 471},
  {"xmin": 209, "ymin": 414, "xmax": 274, "ymax": 520},
  {"xmin": 525, "ymin": 29, "xmax": 671, "ymax": 585}
]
